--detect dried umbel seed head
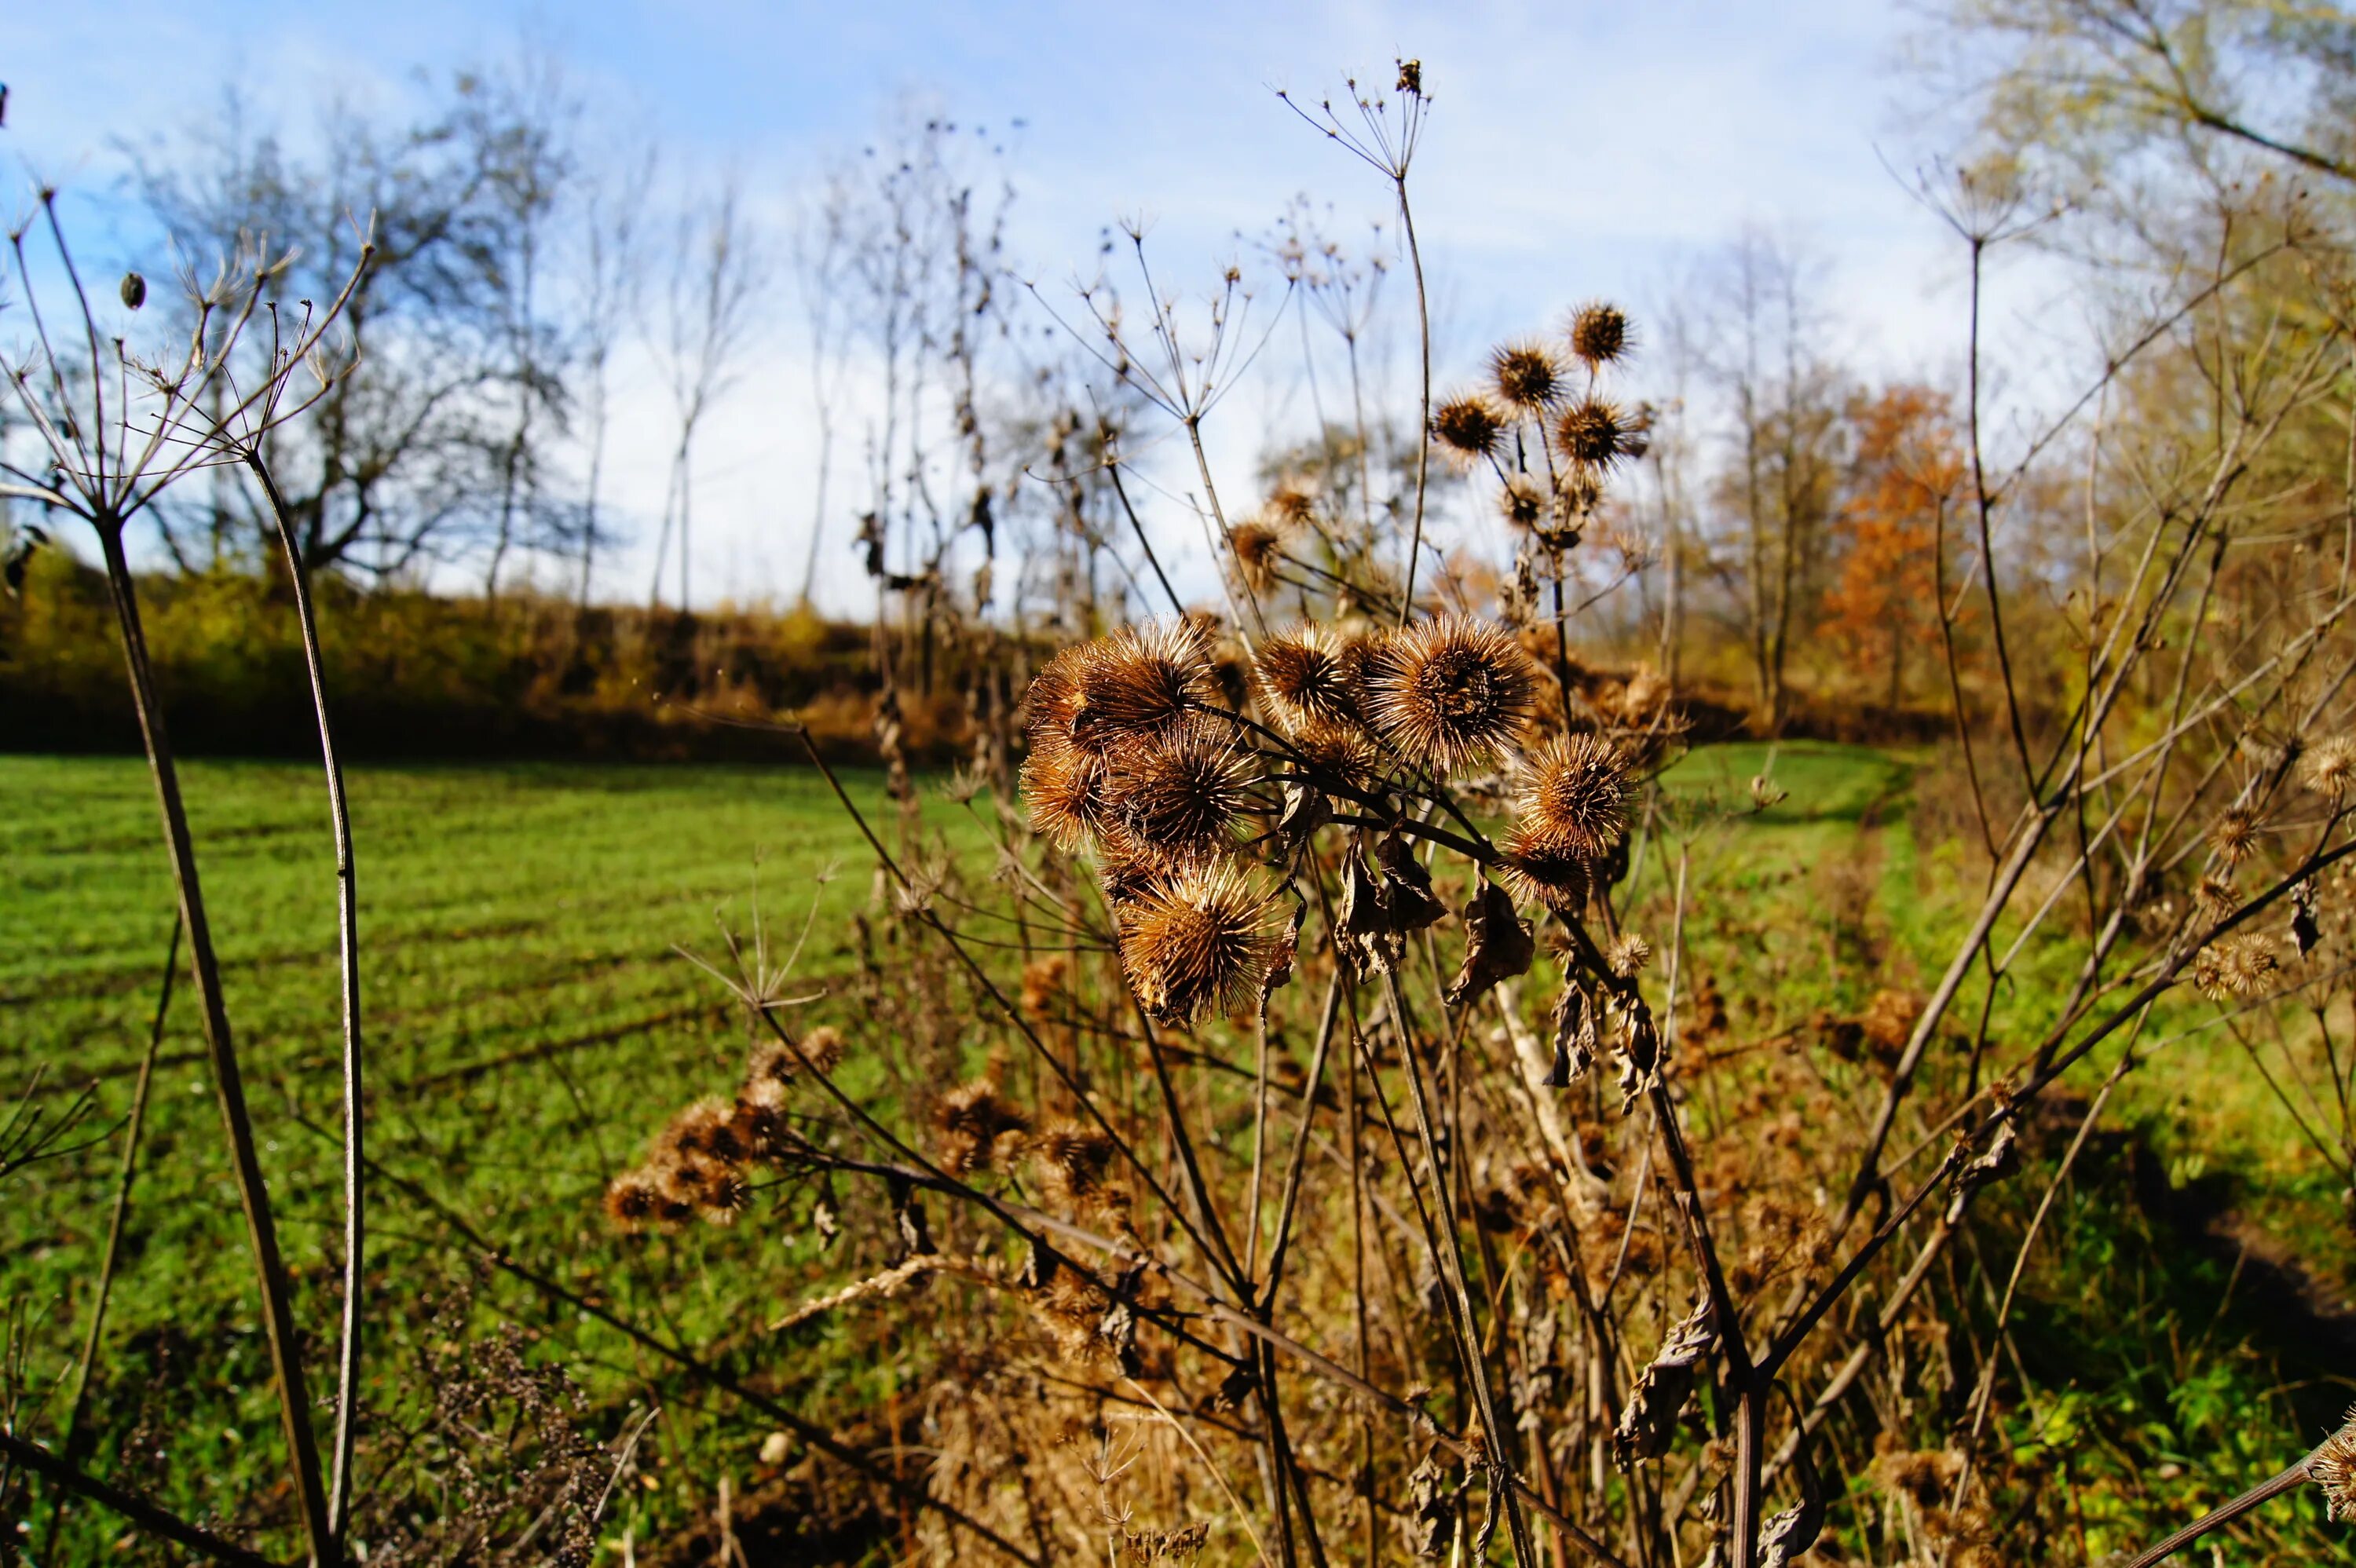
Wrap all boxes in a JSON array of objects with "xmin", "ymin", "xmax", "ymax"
[
  {"xmin": 1491, "ymin": 340, "xmax": 1567, "ymax": 411},
  {"xmin": 1498, "ymin": 474, "xmax": 1547, "ymax": 531},
  {"xmin": 1567, "ymin": 302, "xmax": 1632, "ymax": 368},
  {"xmin": 934, "ymin": 1080, "xmax": 1032, "ymax": 1176},
  {"xmin": 1432, "ymin": 392, "xmax": 1507, "ymax": 461},
  {"xmin": 2193, "ymin": 934, "xmax": 2278, "ymax": 1000},
  {"xmin": 2307, "ymin": 735, "xmax": 2356, "ymax": 799},
  {"xmin": 1227, "ymin": 521, "xmax": 1286, "ymax": 592},
  {"xmin": 1023, "ymin": 740, "xmax": 1114, "ymax": 852},
  {"xmin": 1072, "ymin": 622, "xmax": 1220, "ymax": 752},
  {"xmin": 1501, "ymin": 821, "xmax": 1594, "ymax": 912},
  {"xmin": 2208, "ymin": 802, "xmax": 2262, "ymax": 866},
  {"xmin": 1107, "ymin": 727, "xmax": 1253, "ymax": 868},
  {"xmin": 1519, "ymin": 734, "xmax": 1633, "ymax": 853},
  {"xmin": 1254, "ymin": 622, "xmax": 1361, "ymax": 733},
  {"xmin": 1362, "ymin": 616, "xmax": 1539, "ymax": 776},
  {"xmin": 1555, "ymin": 397, "xmax": 1637, "ymax": 472},
  {"xmin": 2310, "ymin": 1413, "xmax": 2356, "ymax": 1521},
  {"xmin": 1119, "ymin": 863, "xmax": 1280, "ymax": 1027},
  {"xmin": 1608, "ymin": 934, "xmax": 1652, "ymax": 977}
]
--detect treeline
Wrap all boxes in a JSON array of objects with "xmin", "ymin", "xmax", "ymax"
[{"xmin": 0, "ymin": 548, "xmax": 975, "ymax": 764}]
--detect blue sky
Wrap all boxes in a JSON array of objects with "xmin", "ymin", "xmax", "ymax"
[{"xmin": 7, "ymin": 0, "xmax": 2051, "ymax": 609}]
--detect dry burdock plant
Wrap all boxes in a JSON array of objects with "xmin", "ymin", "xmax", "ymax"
[{"xmin": 596, "ymin": 60, "xmax": 2356, "ymax": 1568}]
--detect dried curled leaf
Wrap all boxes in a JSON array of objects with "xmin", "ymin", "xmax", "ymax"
[
  {"xmin": 1758, "ymin": 1421, "xmax": 1826, "ymax": 1568},
  {"xmin": 1407, "ymin": 1458, "xmax": 1458, "ymax": 1559},
  {"xmin": 1613, "ymin": 1294, "xmax": 1718, "ymax": 1468},
  {"xmin": 1446, "ymin": 879, "xmax": 1535, "ymax": 1007},
  {"xmin": 1548, "ymin": 984, "xmax": 1599, "ymax": 1088},
  {"xmin": 1337, "ymin": 835, "xmax": 1444, "ymax": 974}
]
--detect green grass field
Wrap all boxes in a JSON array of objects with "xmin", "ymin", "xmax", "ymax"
[{"xmin": 5, "ymin": 742, "xmax": 2348, "ymax": 1561}]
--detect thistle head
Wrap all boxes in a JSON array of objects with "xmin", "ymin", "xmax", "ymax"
[
  {"xmin": 1498, "ymin": 474, "xmax": 1547, "ymax": 531},
  {"xmin": 1432, "ymin": 392, "xmax": 1507, "ymax": 463},
  {"xmin": 1501, "ymin": 821, "xmax": 1594, "ymax": 913},
  {"xmin": 1254, "ymin": 622, "xmax": 1362, "ymax": 733},
  {"xmin": 934, "ymin": 1079, "xmax": 1032, "ymax": 1176},
  {"xmin": 1119, "ymin": 862, "xmax": 1281, "ymax": 1028},
  {"xmin": 1554, "ymin": 397, "xmax": 1637, "ymax": 472},
  {"xmin": 1228, "ymin": 520, "xmax": 1286, "ymax": 593},
  {"xmin": 2311, "ymin": 1413, "xmax": 2356, "ymax": 1521},
  {"xmin": 1023, "ymin": 740, "xmax": 1115, "ymax": 851},
  {"xmin": 1071, "ymin": 621, "xmax": 1220, "ymax": 752},
  {"xmin": 2307, "ymin": 735, "xmax": 2356, "ymax": 799},
  {"xmin": 1517, "ymin": 734, "xmax": 1632, "ymax": 854},
  {"xmin": 1566, "ymin": 302, "xmax": 1633, "ymax": 369},
  {"xmin": 1106, "ymin": 726, "xmax": 1253, "ymax": 868},
  {"xmin": 1490, "ymin": 340, "xmax": 1567, "ymax": 411},
  {"xmin": 1361, "ymin": 615, "xmax": 1538, "ymax": 776}
]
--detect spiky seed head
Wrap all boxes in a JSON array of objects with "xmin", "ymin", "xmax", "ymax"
[
  {"xmin": 2310, "ymin": 1414, "xmax": 2356, "ymax": 1521},
  {"xmin": 1491, "ymin": 340, "xmax": 1567, "ymax": 411},
  {"xmin": 742, "ymin": 1026, "xmax": 847, "ymax": 1107},
  {"xmin": 1106, "ymin": 726, "xmax": 1252, "ymax": 868},
  {"xmin": 1567, "ymin": 302, "xmax": 1633, "ymax": 368},
  {"xmin": 1228, "ymin": 521, "xmax": 1286, "ymax": 592},
  {"xmin": 1023, "ymin": 740, "xmax": 1114, "ymax": 851},
  {"xmin": 2193, "ymin": 934, "xmax": 2279, "ymax": 1000},
  {"xmin": 1499, "ymin": 475, "xmax": 1547, "ymax": 530},
  {"xmin": 732, "ymin": 1099, "xmax": 792, "ymax": 1158},
  {"xmin": 1254, "ymin": 623, "xmax": 1361, "ymax": 733},
  {"xmin": 664, "ymin": 1098, "xmax": 750, "ymax": 1167},
  {"xmin": 934, "ymin": 1080, "xmax": 1032, "ymax": 1176},
  {"xmin": 1519, "ymin": 734, "xmax": 1633, "ymax": 853},
  {"xmin": 1120, "ymin": 863, "xmax": 1279, "ymax": 1028},
  {"xmin": 2195, "ymin": 872, "xmax": 2239, "ymax": 918},
  {"xmin": 1265, "ymin": 484, "xmax": 1317, "ymax": 527},
  {"xmin": 1432, "ymin": 393, "xmax": 1507, "ymax": 461},
  {"xmin": 1555, "ymin": 397, "xmax": 1636, "ymax": 471},
  {"xmin": 604, "ymin": 1173, "xmax": 662, "ymax": 1233},
  {"xmin": 1363, "ymin": 616, "xmax": 1539, "ymax": 776},
  {"xmin": 1023, "ymin": 643, "xmax": 1096, "ymax": 749},
  {"xmin": 1290, "ymin": 721, "xmax": 1378, "ymax": 789},
  {"xmin": 697, "ymin": 1168, "xmax": 753, "ymax": 1224},
  {"xmin": 2307, "ymin": 736, "xmax": 2356, "ymax": 799},
  {"xmin": 1071, "ymin": 621, "xmax": 1220, "ymax": 752},
  {"xmin": 1501, "ymin": 821, "xmax": 1594, "ymax": 912},
  {"xmin": 2208, "ymin": 802, "xmax": 2261, "ymax": 867},
  {"xmin": 1608, "ymin": 934, "xmax": 1653, "ymax": 977},
  {"xmin": 1032, "ymin": 1120, "xmax": 1127, "ymax": 1217},
  {"xmin": 1097, "ymin": 848, "xmax": 1162, "ymax": 916}
]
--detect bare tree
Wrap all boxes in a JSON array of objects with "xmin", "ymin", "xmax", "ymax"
[
  {"xmin": 646, "ymin": 174, "xmax": 763, "ymax": 613},
  {"xmin": 575, "ymin": 141, "xmax": 654, "ymax": 607}
]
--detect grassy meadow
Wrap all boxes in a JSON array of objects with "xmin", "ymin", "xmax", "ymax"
[{"xmin": 5, "ymin": 743, "xmax": 2352, "ymax": 1561}]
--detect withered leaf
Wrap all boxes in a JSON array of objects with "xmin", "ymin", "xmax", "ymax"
[
  {"xmin": 1262, "ymin": 895, "xmax": 1306, "ymax": 1003},
  {"xmin": 1758, "ymin": 1419, "xmax": 1826, "ymax": 1568},
  {"xmin": 1407, "ymin": 1458, "xmax": 1457, "ymax": 1559},
  {"xmin": 1612, "ymin": 1294, "xmax": 1718, "ymax": 1468},
  {"xmin": 1446, "ymin": 879, "xmax": 1535, "ymax": 1007},
  {"xmin": 1548, "ymin": 985, "xmax": 1598, "ymax": 1088},
  {"xmin": 887, "ymin": 1175, "xmax": 933, "ymax": 1260},
  {"xmin": 1338, "ymin": 844, "xmax": 1402, "ymax": 975},
  {"xmin": 1377, "ymin": 832, "xmax": 1448, "ymax": 931}
]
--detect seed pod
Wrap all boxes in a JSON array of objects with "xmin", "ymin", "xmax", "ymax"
[{"xmin": 119, "ymin": 272, "xmax": 146, "ymax": 310}]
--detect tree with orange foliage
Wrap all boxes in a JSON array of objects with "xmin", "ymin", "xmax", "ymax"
[{"xmin": 1818, "ymin": 385, "xmax": 1963, "ymax": 709}]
